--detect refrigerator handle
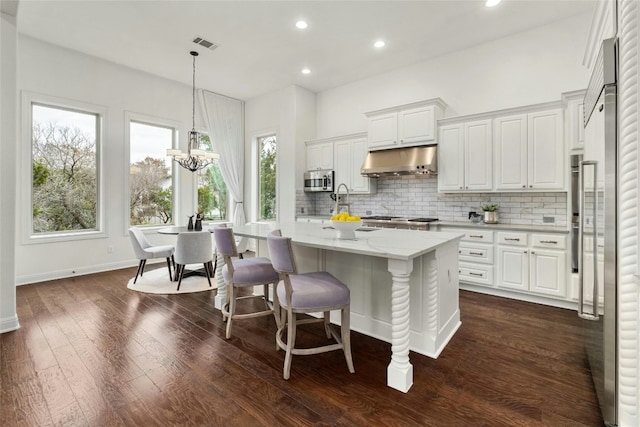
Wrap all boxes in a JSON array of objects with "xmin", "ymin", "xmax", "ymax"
[{"xmin": 578, "ymin": 160, "xmax": 599, "ymax": 321}]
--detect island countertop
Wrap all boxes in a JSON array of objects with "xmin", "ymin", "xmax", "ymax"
[{"xmin": 231, "ymin": 221, "xmax": 464, "ymax": 261}]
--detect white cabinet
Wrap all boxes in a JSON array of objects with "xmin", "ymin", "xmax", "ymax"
[
  {"xmin": 305, "ymin": 141, "xmax": 334, "ymax": 170},
  {"xmin": 366, "ymin": 99, "xmax": 445, "ymax": 150},
  {"xmin": 438, "ymin": 119, "xmax": 492, "ymax": 192},
  {"xmin": 563, "ymin": 90, "xmax": 586, "ymax": 152},
  {"xmin": 440, "ymin": 227, "xmax": 495, "ymax": 287},
  {"xmin": 497, "ymin": 232, "xmax": 567, "ymax": 298},
  {"xmin": 334, "ymin": 136, "xmax": 377, "ymax": 194},
  {"xmin": 494, "ymin": 109, "xmax": 564, "ymax": 191}
]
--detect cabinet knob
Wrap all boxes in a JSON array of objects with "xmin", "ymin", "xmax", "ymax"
[
  {"xmin": 460, "ymin": 186, "xmax": 463, "ymax": 189},
  {"xmin": 531, "ymin": 251, "xmax": 536, "ymax": 255},
  {"xmin": 400, "ymin": 139, "xmax": 404, "ymax": 143},
  {"xmin": 524, "ymin": 250, "xmax": 528, "ymax": 254},
  {"xmin": 522, "ymin": 185, "xmax": 526, "ymax": 188},
  {"xmin": 529, "ymin": 185, "xmax": 533, "ymax": 188}
]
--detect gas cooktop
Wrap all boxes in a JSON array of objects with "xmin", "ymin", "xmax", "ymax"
[{"xmin": 361, "ymin": 216, "xmax": 438, "ymax": 223}]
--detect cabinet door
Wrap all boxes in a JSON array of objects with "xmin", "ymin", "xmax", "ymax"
[
  {"xmin": 494, "ymin": 114, "xmax": 528, "ymax": 190},
  {"xmin": 568, "ymin": 99, "xmax": 585, "ymax": 151},
  {"xmin": 464, "ymin": 120, "xmax": 493, "ymax": 191},
  {"xmin": 530, "ymin": 249, "xmax": 566, "ymax": 297},
  {"xmin": 306, "ymin": 142, "xmax": 334, "ymax": 170},
  {"xmin": 349, "ymin": 138, "xmax": 371, "ymax": 193},
  {"xmin": 368, "ymin": 112, "xmax": 397, "ymax": 149},
  {"xmin": 528, "ymin": 109, "xmax": 564, "ymax": 190},
  {"xmin": 497, "ymin": 246, "xmax": 528, "ymax": 291},
  {"xmin": 437, "ymin": 124, "xmax": 465, "ymax": 192},
  {"xmin": 398, "ymin": 105, "xmax": 435, "ymax": 144},
  {"xmin": 334, "ymin": 140, "xmax": 351, "ymax": 190}
]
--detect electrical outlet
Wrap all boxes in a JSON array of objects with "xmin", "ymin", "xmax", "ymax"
[
  {"xmin": 543, "ymin": 216, "xmax": 555, "ymax": 224},
  {"xmin": 366, "ymin": 210, "xmax": 372, "ymax": 215},
  {"xmin": 300, "ymin": 207, "xmax": 305, "ymax": 214}
]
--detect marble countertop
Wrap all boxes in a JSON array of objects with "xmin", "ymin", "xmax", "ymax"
[{"xmin": 232, "ymin": 221, "xmax": 463, "ymax": 261}]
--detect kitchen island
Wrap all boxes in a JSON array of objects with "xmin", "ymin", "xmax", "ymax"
[{"xmin": 225, "ymin": 222, "xmax": 463, "ymax": 393}]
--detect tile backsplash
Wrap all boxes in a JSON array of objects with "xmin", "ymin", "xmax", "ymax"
[{"xmin": 297, "ymin": 175, "xmax": 567, "ymax": 227}]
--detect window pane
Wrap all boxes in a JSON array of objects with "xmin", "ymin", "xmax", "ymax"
[
  {"xmin": 258, "ymin": 135, "xmax": 277, "ymax": 221},
  {"xmin": 129, "ymin": 121, "xmax": 174, "ymax": 226},
  {"xmin": 197, "ymin": 135, "xmax": 227, "ymax": 221},
  {"xmin": 32, "ymin": 104, "xmax": 99, "ymax": 234}
]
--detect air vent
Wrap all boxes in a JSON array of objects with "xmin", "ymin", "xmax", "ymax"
[{"xmin": 192, "ymin": 36, "xmax": 219, "ymax": 51}]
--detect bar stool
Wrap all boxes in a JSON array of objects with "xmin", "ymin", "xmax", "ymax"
[
  {"xmin": 266, "ymin": 229, "xmax": 355, "ymax": 380},
  {"xmin": 213, "ymin": 225, "xmax": 279, "ymax": 339}
]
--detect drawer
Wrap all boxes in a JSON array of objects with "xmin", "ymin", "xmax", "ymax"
[
  {"xmin": 459, "ymin": 243, "xmax": 494, "ymax": 265},
  {"xmin": 462, "ymin": 230, "xmax": 494, "ymax": 243},
  {"xmin": 531, "ymin": 234, "xmax": 567, "ymax": 249},
  {"xmin": 497, "ymin": 231, "xmax": 528, "ymax": 247},
  {"xmin": 459, "ymin": 263, "xmax": 494, "ymax": 287}
]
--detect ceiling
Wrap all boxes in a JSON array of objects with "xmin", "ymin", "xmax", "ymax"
[{"xmin": 16, "ymin": 0, "xmax": 596, "ymax": 101}]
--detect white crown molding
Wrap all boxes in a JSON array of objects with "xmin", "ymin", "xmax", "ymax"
[{"xmin": 583, "ymin": 0, "xmax": 618, "ymax": 71}]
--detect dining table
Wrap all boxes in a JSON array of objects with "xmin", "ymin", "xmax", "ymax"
[{"xmin": 157, "ymin": 226, "xmax": 220, "ymax": 283}]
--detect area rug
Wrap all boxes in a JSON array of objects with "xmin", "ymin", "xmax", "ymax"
[{"xmin": 126, "ymin": 266, "xmax": 217, "ymax": 295}]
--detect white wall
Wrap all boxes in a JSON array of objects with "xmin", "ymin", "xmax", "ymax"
[
  {"xmin": 1, "ymin": 11, "xmax": 19, "ymax": 332},
  {"xmin": 315, "ymin": 13, "xmax": 593, "ymax": 139},
  {"xmin": 244, "ymin": 85, "xmax": 316, "ymax": 223},
  {"xmin": 15, "ymin": 36, "xmax": 205, "ymax": 284}
]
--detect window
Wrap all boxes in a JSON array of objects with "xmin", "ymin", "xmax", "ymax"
[
  {"xmin": 258, "ymin": 134, "xmax": 277, "ymax": 221},
  {"xmin": 129, "ymin": 120, "xmax": 175, "ymax": 227},
  {"xmin": 31, "ymin": 103, "xmax": 100, "ymax": 235},
  {"xmin": 197, "ymin": 135, "xmax": 228, "ymax": 221}
]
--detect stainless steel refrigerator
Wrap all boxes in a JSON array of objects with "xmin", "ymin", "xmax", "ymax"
[{"xmin": 579, "ymin": 37, "xmax": 617, "ymax": 426}]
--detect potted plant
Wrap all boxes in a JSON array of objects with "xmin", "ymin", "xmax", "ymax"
[{"xmin": 481, "ymin": 203, "xmax": 499, "ymax": 224}]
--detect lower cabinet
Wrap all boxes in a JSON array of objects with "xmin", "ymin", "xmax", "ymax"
[
  {"xmin": 496, "ymin": 232, "xmax": 567, "ymax": 298},
  {"xmin": 439, "ymin": 226, "xmax": 569, "ymax": 304}
]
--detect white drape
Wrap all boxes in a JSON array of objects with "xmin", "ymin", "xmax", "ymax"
[{"xmin": 199, "ymin": 90, "xmax": 247, "ymax": 251}]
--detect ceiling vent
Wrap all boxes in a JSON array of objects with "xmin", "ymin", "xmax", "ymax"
[{"xmin": 192, "ymin": 36, "xmax": 219, "ymax": 51}]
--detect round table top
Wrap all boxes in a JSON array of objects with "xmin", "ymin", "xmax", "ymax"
[{"xmin": 157, "ymin": 226, "xmax": 216, "ymax": 235}]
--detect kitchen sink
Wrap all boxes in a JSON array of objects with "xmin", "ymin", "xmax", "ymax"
[{"xmin": 323, "ymin": 226, "xmax": 378, "ymax": 232}]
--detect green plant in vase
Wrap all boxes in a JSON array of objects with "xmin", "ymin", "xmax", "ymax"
[{"xmin": 481, "ymin": 203, "xmax": 499, "ymax": 224}]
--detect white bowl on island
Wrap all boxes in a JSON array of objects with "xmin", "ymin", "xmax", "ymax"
[{"xmin": 330, "ymin": 220, "xmax": 363, "ymax": 240}]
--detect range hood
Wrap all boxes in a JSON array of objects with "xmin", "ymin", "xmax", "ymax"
[{"xmin": 360, "ymin": 145, "xmax": 437, "ymax": 177}]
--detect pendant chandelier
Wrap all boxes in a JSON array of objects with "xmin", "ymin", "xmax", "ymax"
[{"xmin": 167, "ymin": 51, "xmax": 219, "ymax": 172}]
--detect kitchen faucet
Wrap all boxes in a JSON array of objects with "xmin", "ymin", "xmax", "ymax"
[{"xmin": 334, "ymin": 183, "xmax": 350, "ymax": 215}]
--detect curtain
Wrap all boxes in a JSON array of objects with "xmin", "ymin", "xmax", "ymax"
[{"xmin": 199, "ymin": 90, "xmax": 247, "ymax": 251}]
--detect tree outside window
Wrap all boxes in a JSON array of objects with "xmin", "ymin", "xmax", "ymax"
[
  {"xmin": 197, "ymin": 134, "xmax": 227, "ymax": 221},
  {"xmin": 31, "ymin": 104, "xmax": 99, "ymax": 234},
  {"xmin": 129, "ymin": 121, "xmax": 174, "ymax": 226},
  {"xmin": 258, "ymin": 135, "xmax": 277, "ymax": 221}
]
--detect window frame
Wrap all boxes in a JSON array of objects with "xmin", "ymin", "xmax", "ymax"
[
  {"xmin": 21, "ymin": 91, "xmax": 107, "ymax": 244},
  {"xmin": 255, "ymin": 132, "xmax": 278, "ymax": 222},
  {"xmin": 124, "ymin": 111, "xmax": 179, "ymax": 232}
]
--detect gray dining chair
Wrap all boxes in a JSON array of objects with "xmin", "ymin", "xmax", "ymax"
[
  {"xmin": 266, "ymin": 229, "xmax": 355, "ymax": 380},
  {"xmin": 174, "ymin": 232, "xmax": 214, "ymax": 291},
  {"xmin": 214, "ymin": 225, "xmax": 279, "ymax": 339},
  {"xmin": 129, "ymin": 227, "xmax": 175, "ymax": 283}
]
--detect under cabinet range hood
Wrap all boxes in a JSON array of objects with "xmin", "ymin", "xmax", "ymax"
[{"xmin": 360, "ymin": 145, "xmax": 437, "ymax": 177}]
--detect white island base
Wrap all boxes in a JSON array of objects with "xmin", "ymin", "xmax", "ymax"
[{"xmin": 223, "ymin": 222, "xmax": 462, "ymax": 393}]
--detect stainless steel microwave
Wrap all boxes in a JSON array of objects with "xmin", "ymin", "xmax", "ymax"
[{"xmin": 303, "ymin": 170, "xmax": 334, "ymax": 192}]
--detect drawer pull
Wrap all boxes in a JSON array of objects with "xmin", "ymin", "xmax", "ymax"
[
  {"xmin": 540, "ymin": 240, "xmax": 558, "ymax": 244},
  {"xmin": 504, "ymin": 237, "xmax": 520, "ymax": 241},
  {"xmin": 469, "ymin": 251, "xmax": 484, "ymax": 256},
  {"xmin": 469, "ymin": 272, "xmax": 484, "ymax": 277},
  {"xmin": 469, "ymin": 235, "xmax": 484, "ymax": 238}
]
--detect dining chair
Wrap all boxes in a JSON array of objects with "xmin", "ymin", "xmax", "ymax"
[
  {"xmin": 129, "ymin": 227, "xmax": 175, "ymax": 283},
  {"xmin": 266, "ymin": 229, "xmax": 355, "ymax": 380},
  {"xmin": 213, "ymin": 225, "xmax": 279, "ymax": 339},
  {"xmin": 173, "ymin": 232, "xmax": 214, "ymax": 291}
]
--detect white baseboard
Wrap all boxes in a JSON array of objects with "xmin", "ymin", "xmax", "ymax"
[
  {"xmin": 0, "ymin": 314, "xmax": 20, "ymax": 334},
  {"xmin": 459, "ymin": 282, "xmax": 578, "ymax": 311},
  {"xmin": 16, "ymin": 259, "xmax": 146, "ymax": 285}
]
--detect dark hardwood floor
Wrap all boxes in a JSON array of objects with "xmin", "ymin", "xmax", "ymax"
[{"xmin": 1, "ymin": 265, "xmax": 603, "ymax": 426}]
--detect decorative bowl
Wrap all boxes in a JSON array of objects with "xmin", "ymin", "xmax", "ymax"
[{"xmin": 331, "ymin": 220, "xmax": 363, "ymax": 240}]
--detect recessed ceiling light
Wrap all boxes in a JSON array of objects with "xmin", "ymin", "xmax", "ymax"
[
  {"xmin": 301, "ymin": 68, "xmax": 311, "ymax": 75},
  {"xmin": 296, "ymin": 20, "xmax": 308, "ymax": 29},
  {"xmin": 485, "ymin": 0, "xmax": 501, "ymax": 7},
  {"xmin": 374, "ymin": 40, "xmax": 386, "ymax": 48}
]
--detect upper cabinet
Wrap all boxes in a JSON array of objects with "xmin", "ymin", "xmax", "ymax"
[
  {"xmin": 365, "ymin": 99, "xmax": 446, "ymax": 150},
  {"xmin": 494, "ymin": 109, "xmax": 564, "ymax": 191},
  {"xmin": 305, "ymin": 140, "xmax": 334, "ymax": 170},
  {"xmin": 563, "ymin": 90, "xmax": 586, "ymax": 152},
  {"xmin": 334, "ymin": 134, "xmax": 376, "ymax": 194},
  {"xmin": 438, "ymin": 120, "xmax": 492, "ymax": 192}
]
